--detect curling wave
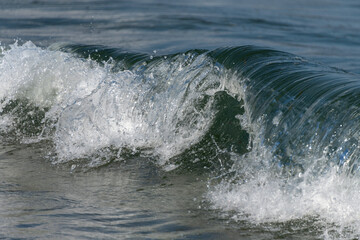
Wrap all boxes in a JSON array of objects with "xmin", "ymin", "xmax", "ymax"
[{"xmin": 1, "ymin": 42, "xmax": 360, "ymax": 238}]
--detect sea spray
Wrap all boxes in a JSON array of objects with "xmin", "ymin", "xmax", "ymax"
[
  {"xmin": 0, "ymin": 42, "xmax": 240, "ymax": 167},
  {"xmin": 2, "ymin": 42, "xmax": 360, "ymax": 238}
]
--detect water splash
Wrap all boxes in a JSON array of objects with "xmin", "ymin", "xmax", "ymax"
[
  {"xmin": 2, "ymin": 42, "xmax": 360, "ymax": 238},
  {"xmin": 0, "ymin": 42, "xmax": 238, "ymax": 168}
]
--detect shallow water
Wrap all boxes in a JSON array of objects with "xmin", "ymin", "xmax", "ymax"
[
  {"xmin": 1, "ymin": 0, "xmax": 360, "ymax": 239},
  {"xmin": 0, "ymin": 144, "xmax": 325, "ymax": 240},
  {"xmin": 0, "ymin": 144, "xmax": 233, "ymax": 239}
]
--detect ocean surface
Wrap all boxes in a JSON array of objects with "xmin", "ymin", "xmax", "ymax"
[{"xmin": 1, "ymin": 0, "xmax": 360, "ymax": 239}]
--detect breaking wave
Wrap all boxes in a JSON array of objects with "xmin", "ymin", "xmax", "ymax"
[{"xmin": 1, "ymin": 41, "xmax": 360, "ymax": 239}]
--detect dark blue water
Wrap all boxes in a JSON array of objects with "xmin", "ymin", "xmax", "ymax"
[{"xmin": 1, "ymin": 0, "xmax": 360, "ymax": 239}]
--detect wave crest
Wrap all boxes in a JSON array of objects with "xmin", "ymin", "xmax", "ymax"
[{"xmin": 2, "ymin": 42, "xmax": 360, "ymax": 238}]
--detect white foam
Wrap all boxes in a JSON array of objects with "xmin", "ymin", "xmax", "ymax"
[
  {"xmin": 0, "ymin": 42, "xmax": 225, "ymax": 166},
  {"xmin": 209, "ymin": 162, "xmax": 360, "ymax": 239},
  {"xmin": 54, "ymin": 53, "xmax": 222, "ymax": 164},
  {"xmin": 0, "ymin": 42, "xmax": 104, "ymax": 111}
]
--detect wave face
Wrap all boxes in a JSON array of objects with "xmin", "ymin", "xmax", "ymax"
[
  {"xmin": 208, "ymin": 47, "xmax": 360, "ymax": 239},
  {"xmin": 1, "ymin": 42, "xmax": 360, "ymax": 238}
]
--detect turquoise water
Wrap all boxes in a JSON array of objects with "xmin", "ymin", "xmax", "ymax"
[{"xmin": 1, "ymin": 1, "xmax": 360, "ymax": 239}]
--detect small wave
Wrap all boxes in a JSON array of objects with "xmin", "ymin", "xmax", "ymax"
[{"xmin": 2, "ymin": 42, "xmax": 360, "ymax": 238}]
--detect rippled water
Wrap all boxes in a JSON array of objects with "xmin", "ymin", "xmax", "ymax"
[
  {"xmin": 2, "ymin": 0, "xmax": 360, "ymax": 72},
  {"xmin": 1, "ymin": 0, "xmax": 360, "ymax": 239},
  {"xmin": 0, "ymin": 144, "xmax": 231, "ymax": 239}
]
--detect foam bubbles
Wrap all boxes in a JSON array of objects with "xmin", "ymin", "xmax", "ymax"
[
  {"xmin": 0, "ymin": 42, "xmax": 224, "ymax": 167},
  {"xmin": 0, "ymin": 41, "xmax": 104, "ymax": 110},
  {"xmin": 54, "ymin": 53, "xmax": 222, "ymax": 165},
  {"xmin": 209, "ymin": 162, "xmax": 360, "ymax": 239}
]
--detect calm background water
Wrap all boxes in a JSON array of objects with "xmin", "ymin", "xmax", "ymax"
[
  {"xmin": 1, "ymin": 0, "xmax": 360, "ymax": 239},
  {"xmin": 1, "ymin": 0, "xmax": 360, "ymax": 72}
]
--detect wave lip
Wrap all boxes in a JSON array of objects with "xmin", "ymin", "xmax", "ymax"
[
  {"xmin": 208, "ymin": 46, "xmax": 360, "ymax": 239},
  {"xmin": 210, "ymin": 46, "xmax": 360, "ymax": 173}
]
